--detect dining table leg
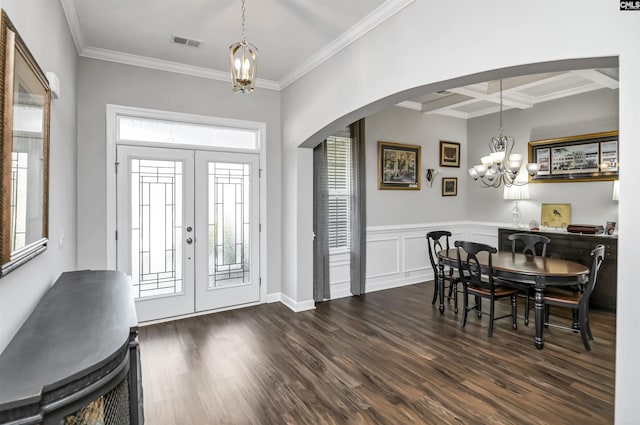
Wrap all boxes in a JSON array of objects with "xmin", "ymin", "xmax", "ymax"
[
  {"xmin": 534, "ymin": 276, "xmax": 546, "ymax": 349},
  {"xmin": 437, "ymin": 261, "xmax": 445, "ymax": 313}
]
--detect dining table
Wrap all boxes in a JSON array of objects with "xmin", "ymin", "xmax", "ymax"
[{"xmin": 437, "ymin": 248, "xmax": 590, "ymax": 349}]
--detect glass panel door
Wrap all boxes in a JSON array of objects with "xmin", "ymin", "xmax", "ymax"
[
  {"xmin": 116, "ymin": 146, "xmax": 259, "ymax": 321},
  {"xmin": 117, "ymin": 146, "xmax": 195, "ymax": 322},
  {"xmin": 195, "ymin": 151, "xmax": 260, "ymax": 311}
]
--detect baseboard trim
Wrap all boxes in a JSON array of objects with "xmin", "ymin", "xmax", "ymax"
[
  {"xmin": 279, "ymin": 293, "xmax": 316, "ymax": 312},
  {"xmin": 366, "ymin": 276, "xmax": 428, "ymax": 294}
]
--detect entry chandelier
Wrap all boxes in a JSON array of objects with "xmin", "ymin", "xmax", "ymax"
[
  {"xmin": 468, "ymin": 80, "xmax": 539, "ymax": 188},
  {"xmin": 229, "ymin": 0, "xmax": 258, "ymax": 93}
]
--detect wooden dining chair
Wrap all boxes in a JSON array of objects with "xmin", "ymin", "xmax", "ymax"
[
  {"xmin": 426, "ymin": 231, "xmax": 461, "ymax": 313},
  {"xmin": 508, "ymin": 233, "xmax": 551, "ymax": 326},
  {"xmin": 543, "ymin": 244, "xmax": 605, "ymax": 350},
  {"xmin": 454, "ymin": 241, "xmax": 518, "ymax": 337}
]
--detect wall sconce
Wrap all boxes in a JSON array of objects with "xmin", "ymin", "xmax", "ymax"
[{"xmin": 426, "ymin": 168, "xmax": 439, "ymax": 187}]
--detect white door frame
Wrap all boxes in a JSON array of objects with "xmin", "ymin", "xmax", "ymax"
[{"xmin": 106, "ymin": 104, "xmax": 268, "ymax": 309}]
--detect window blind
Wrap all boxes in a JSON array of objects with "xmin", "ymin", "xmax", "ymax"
[{"xmin": 326, "ymin": 136, "xmax": 351, "ymax": 251}]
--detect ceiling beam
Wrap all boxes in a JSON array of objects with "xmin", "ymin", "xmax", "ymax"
[
  {"xmin": 419, "ymin": 94, "xmax": 474, "ymax": 113},
  {"xmin": 448, "ymin": 87, "xmax": 533, "ymax": 109},
  {"xmin": 571, "ymin": 69, "xmax": 619, "ymax": 89}
]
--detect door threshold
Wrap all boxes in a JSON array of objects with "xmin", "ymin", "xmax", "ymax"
[{"xmin": 138, "ymin": 300, "xmax": 263, "ymax": 327}]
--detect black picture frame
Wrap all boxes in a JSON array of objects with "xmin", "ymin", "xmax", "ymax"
[
  {"xmin": 439, "ymin": 140, "xmax": 460, "ymax": 168},
  {"xmin": 442, "ymin": 177, "xmax": 457, "ymax": 196}
]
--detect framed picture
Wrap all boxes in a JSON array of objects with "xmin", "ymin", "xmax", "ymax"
[
  {"xmin": 442, "ymin": 177, "xmax": 457, "ymax": 196},
  {"xmin": 0, "ymin": 10, "xmax": 51, "ymax": 276},
  {"xmin": 439, "ymin": 140, "xmax": 460, "ymax": 168},
  {"xmin": 378, "ymin": 141, "xmax": 421, "ymax": 190},
  {"xmin": 541, "ymin": 203, "xmax": 571, "ymax": 229},
  {"xmin": 528, "ymin": 131, "xmax": 618, "ymax": 183}
]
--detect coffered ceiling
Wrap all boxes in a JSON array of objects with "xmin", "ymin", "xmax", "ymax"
[{"xmin": 398, "ymin": 68, "xmax": 619, "ymax": 119}]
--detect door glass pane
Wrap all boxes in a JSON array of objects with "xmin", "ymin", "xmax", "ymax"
[
  {"xmin": 208, "ymin": 162, "xmax": 250, "ymax": 288},
  {"xmin": 130, "ymin": 158, "xmax": 183, "ymax": 298}
]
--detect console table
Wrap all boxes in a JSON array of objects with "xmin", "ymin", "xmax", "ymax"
[
  {"xmin": 0, "ymin": 270, "xmax": 143, "ymax": 424},
  {"xmin": 498, "ymin": 228, "xmax": 617, "ymax": 312}
]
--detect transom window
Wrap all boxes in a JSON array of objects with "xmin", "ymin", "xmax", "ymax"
[{"xmin": 117, "ymin": 116, "xmax": 258, "ymax": 150}]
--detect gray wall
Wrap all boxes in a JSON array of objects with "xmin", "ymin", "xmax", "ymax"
[
  {"xmin": 0, "ymin": 1, "xmax": 78, "ymax": 352},
  {"xmin": 366, "ymin": 106, "xmax": 468, "ymax": 226},
  {"xmin": 466, "ymin": 88, "xmax": 619, "ymax": 227},
  {"xmin": 76, "ymin": 58, "xmax": 282, "ymax": 295}
]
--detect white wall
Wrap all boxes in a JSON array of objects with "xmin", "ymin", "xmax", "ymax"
[
  {"xmin": 0, "ymin": 1, "xmax": 78, "ymax": 352},
  {"xmin": 280, "ymin": 1, "xmax": 640, "ymax": 422},
  {"xmin": 366, "ymin": 106, "xmax": 468, "ymax": 225},
  {"xmin": 467, "ymin": 88, "xmax": 619, "ymax": 227},
  {"xmin": 75, "ymin": 58, "xmax": 283, "ymax": 296}
]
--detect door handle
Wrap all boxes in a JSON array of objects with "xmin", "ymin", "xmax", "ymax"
[{"xmin": 186, "ymin": 238, "xmax": 193, "ymax": 244}]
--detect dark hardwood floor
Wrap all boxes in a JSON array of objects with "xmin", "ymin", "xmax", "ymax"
[{"xmin": 139, "ymin": 281, "xmax": 615, "ymax": 425}]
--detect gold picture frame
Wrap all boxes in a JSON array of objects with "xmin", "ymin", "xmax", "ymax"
[
  {"xmin": 528, "ymin": 131, "xmax": 618, "ymax": 183},
  {"xmin": 0, "ymin": 10, "xmax": 51, "ymax": 276},
  {"xmin": 541, "ymin": 203, "xmax": 571, "ymax": 229},
  {"xmin": 442, "ymin": 177, "xmax": 458, "ymax": 196},
  {"xmin": 378, "ymin": 141, "xmax": 421, "ymax": 190},
  {"xmin": 439, "ymin": 140, "xmax": 460, "ymax": 168}
]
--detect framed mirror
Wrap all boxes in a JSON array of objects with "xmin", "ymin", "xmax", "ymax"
[{"xmin": 0, "ymin": 10, "xmax": 50, "ymax": 276}]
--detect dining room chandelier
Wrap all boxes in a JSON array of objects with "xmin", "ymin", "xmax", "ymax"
[
  {"xmin": 468, "ymin": 80, "xmax": 539, "ymax": 188},
  {"xmin": 229, "ymin": 0, "xmax": 258, "ymax": 93}
]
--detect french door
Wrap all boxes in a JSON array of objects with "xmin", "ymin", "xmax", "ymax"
[{"xmin": 116, "ymin": 145, "xmax": 260, "ymax": 322}]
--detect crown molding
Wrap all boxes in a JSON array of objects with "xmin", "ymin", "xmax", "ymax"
[
  {"xmin": 80, "ymin": 47, "xmax": 281, "ymax": 91},
  {"xmin": 59, "ymin": 0, "xmax": 85, "ymax": 52},
  {"xmin": 278, "ymin": 0, "xmax": 415, "ymax": 89},
  {"xmin": 60, "ymin": 0, "xmax": 413, "ymax": 92}
]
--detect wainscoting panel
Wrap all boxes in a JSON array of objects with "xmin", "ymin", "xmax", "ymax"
[
  {"xmin": 366, "ymin": 237, "xmax": 400, "ymax": 279},
  {"xmin": 326, "ymin": 221, "xmax": 506, "ymax": 300}
]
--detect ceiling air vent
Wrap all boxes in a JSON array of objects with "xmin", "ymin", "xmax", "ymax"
[{"xmin": 171, "ymin": 35, "xmax": 202, "ymax": 48}]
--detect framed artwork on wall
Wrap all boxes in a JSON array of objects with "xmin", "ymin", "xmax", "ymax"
[
  {"xmin": 377, "ymin": 141, "xmax": 421, "ymax": 190},
  {"xmin": 439, "ymin": 140, "xmax": 460, "ymax": 168},
  {"xmin": 528, "ymin": 131, "xmax": 618, "ymax": 183},
  {"xmin": 540, "ymin": 203, "xmax": 571, "ymax": 229},
  {"xmin": 442, "ymin": 177, "xmax": 457, "ymax": 196}
]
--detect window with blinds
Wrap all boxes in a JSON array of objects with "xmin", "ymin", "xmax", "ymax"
[{"xmin": 326, "ymin": 136, "xmax": 351, "ymax": 252}]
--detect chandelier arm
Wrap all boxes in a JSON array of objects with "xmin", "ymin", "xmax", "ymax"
[{"xmin": 471, "ymin": 79, "xmax": 539, "ymax": 188}]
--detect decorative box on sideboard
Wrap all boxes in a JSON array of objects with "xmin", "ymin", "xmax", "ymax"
[{"xmin": 498, "ymin": 228, "xmax": 617, "ymax": 312}]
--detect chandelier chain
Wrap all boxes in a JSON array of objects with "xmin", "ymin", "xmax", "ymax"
[
  {"xmin": 241, "ymin": 0, "xmax": 246, "ymax": 42},
  {"xmin": 499, "ymin": 80, "xmax": 503, "ymax": 135}
]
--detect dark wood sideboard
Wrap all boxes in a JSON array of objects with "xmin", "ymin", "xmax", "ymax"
[
  {"xmin": 498, "ymin": 228, "xmax": 617, "ymax": 312},
  {"xmin": 0, "ymin": 270, "xmax": 143, "ymax": 424}
]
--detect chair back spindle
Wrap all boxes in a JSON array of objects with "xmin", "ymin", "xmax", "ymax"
[
  {"xmin": 508, "ymin": 233, "xmax": 551, "ymax": 257},
  {"xmin": 426, "ymin": 231, "xmax": 452, "ymax": 271},
  {"xmin": 582, "ymin": 244, "xmax": 605, "ymax": 300}
]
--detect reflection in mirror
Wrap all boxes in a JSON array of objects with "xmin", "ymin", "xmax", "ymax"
[{"xmin": 1, "ymin": 10, "xmax": 50, "ymax": 276}]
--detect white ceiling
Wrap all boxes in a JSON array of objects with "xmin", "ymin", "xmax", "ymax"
[
  {"xmin": 61, "ymin": 0, "xmax": 404, "ymax": 89},
  {"xmin": 60, "ymin": 0, "xmax": 618, "ymax": 115}
]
